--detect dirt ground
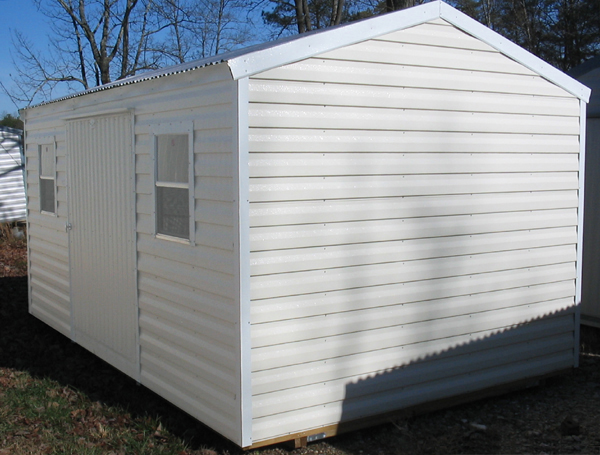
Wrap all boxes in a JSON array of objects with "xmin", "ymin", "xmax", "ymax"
[{"xmin": 1, "ymin": 233, "xmax": 600, "ymax": 454}]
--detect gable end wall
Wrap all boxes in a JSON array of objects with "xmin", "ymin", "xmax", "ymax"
[{"xmin": 247, "ymin": 20, "xmax": 581, "ymax": 443}]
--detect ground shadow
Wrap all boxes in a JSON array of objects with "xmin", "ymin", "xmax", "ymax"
[
  {"xmin": 339, "ymin": 306, "xmax": 578, "ymax": 453},
  {"xmin": 0, "ymin": 276, "xmax": 241, "ymax": 453}
]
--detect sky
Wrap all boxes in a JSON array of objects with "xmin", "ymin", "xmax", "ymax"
[{"xmin": 0, "ymin": 0, "xmax": 56, "ymax": 116}]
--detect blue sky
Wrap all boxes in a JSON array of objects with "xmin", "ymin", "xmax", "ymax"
[
  {"xmin": 0, "ymin": 1, "xmax": 273, "ymax": 118},
  {"xmin": 0, "ymin": 0, "xmax": 54, "ymax": 116}
]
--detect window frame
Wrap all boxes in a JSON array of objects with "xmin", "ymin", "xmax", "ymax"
[
  {"xmin": 151, "ymin": 122, "xmax": 195, "ymax": 245},
  {"xmin": 38, "ymin": 139, "xmax": 57, "ymax": 216}
]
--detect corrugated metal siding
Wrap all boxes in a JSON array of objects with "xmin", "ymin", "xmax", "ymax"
[
  {"xmin": 67, "ymin": 114, "xmax": 138, "ymax": 377},
  {"xmin": 26, "ymin": 130, "xmax": 71, "ymax": 337},
  {"xmin": 0, "ymin": 128, "xmax": 26, "ymax": 222},
  {"xmin": 581, "ymin": 118, "xmax": 600, "ymax": 324},
  {"xmin": 132, "ymin": 71, "xmax": 243, "ymax": 443},
  {"xmin": 25, "ymin": 65, "xmax": 243, "ymax": 445},
  {"xmin": 247, "ymin": 20, "xmax": 581, "ymax": 443}
]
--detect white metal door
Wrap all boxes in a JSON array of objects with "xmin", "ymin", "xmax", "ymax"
[{"xmin": 67, "ymin": 113, "xmax": 138, "ymax": 378}]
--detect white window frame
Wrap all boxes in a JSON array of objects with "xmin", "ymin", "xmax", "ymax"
[
  {"xmin": 151, "ymin": 122, "xmax": 195, "ymax": 245},
  {"xmin": 38, "ymin": 138, "xmax": 57, "ymax": 215}
]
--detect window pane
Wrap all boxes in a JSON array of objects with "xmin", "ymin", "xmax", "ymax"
[
  {"xmin": 157, "ymin": 134, "xmax": 188, "ymax": 183},
  {"xmin": 40, "ymin": 178, "xmax": 55, "ymax": 213},
  {"xmin": 156, "ymin": 186, "xmax": 189, "ymax": 239},
  {"xmin": 40, "ymin": 144, "xmax": 55, "ymax": 178}
]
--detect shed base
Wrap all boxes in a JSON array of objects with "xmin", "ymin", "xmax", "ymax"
[{"xmin": 247, "ymin": 368, "xmax": 570, "ymax": 450}]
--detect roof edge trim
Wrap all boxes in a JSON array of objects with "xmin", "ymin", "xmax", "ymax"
[
  {"xmin": 227, "ymin": 1, "xmax": 442, "ymax": 80},
  {"xmin": 439, "ymin": 2, "xmax": 590, "ymax": 102}
]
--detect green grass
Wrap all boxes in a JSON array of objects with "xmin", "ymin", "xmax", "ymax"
[{"xmin": 0, "ymin": 369, "xmax": 194, "ymax": 455}]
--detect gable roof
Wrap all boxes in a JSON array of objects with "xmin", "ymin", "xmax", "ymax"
[{"xmin": 24, "ymin": 0, "xmax": 590, "ymax": 110}]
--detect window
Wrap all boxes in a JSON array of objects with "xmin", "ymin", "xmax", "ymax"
[
  {"xmin": 39, "ymin": 142, "xmax": 56, "ymax": 214},
  {"xmin": 154, "ymin": 128, "xmax": 194, "ymax": 242}
]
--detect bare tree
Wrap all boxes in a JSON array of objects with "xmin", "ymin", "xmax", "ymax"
[{"xmin": 2, "ymin": 0, "xmax": 259, "ymax": 108}]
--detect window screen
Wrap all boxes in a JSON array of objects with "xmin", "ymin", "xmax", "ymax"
[
  {"xmin": 39, "ymin": 143, "xmax": 55, "ymax": 214},
  {"xmin": 155, "ymin": 134, "xmax": 190, "ymax": 240}
]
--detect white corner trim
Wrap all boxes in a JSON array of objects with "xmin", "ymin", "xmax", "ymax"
[
  {"xmin": 439, "ymin": 2, "xmax": 590, "ymax": 102},
  {"xmin": 227, "ymin": 1, "xmax": 441, "ymax": 80},
  {"xmin": 235, "ymin": 77, "xmax": 253, "ymax": 448}
]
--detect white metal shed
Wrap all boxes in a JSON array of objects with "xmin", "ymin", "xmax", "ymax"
[
  {"xmin": 0, "ymin": 126, "xmax": 26, "ymax": 223},
  {"xmin": 22, "ymin": 1, "xmax": 590, "ymax": 448}
]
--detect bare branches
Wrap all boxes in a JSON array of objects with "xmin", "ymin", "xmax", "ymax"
[{"xmin": 5, "ymin": 0, "xmax": 259, "ymax": 108}]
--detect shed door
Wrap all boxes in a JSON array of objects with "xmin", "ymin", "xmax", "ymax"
[{"xmin": 67, "ymin": 113, "xmax": 138, "ymax": 378}]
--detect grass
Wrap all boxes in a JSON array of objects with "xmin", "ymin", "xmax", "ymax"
[{"xmin": 0, "ymin": 369, "xmax": 195, "ymax": 455}]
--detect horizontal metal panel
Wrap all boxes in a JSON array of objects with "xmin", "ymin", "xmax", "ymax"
[
  {"xmin": 249, "ymin": 129, "xmax": 580, "ymax": 154},
  {"xmin": 141, "ymin": 337, "xmax": 236, "ymax": 399},
  {"xmin": 252, "ymin": 315, "xmax": 574, "ymax": 394},
  {"xmin": 140, "ymin": 350, "xmax": 238, "ymax": 419},
  {"xmin": 29, "ymin": 300, "xmax": 71, "ymax": 337},
  {"xmin": 249, "ymin": 104, "xmax": 579, "ymax": 135},
  {"xmin": 251, "ymin": 280, "xmax": 575, "ymax": 348},
  {"xmin": 251, "ymin": 297, "xmax": 574, "ymax": 371},
  {"xmin": 251, "ymin": 350, "xmax": 573, "ymax": 440},
  {"xmin": 137, "ymin": 233, "xmax": 234, "ymax": 275},
  {"xmin": 28, "ymin": 212, "xmax": 69, "ymax": 238},
  {"xmin": 196, "ymin": 200, "xmax": 234, "ymax": 226},
  {"xmin": 29, "ymin": 264, "xmax": 70, "ymax": 293},
  {"xmin": 252, "ymin": 332, "xmax": 573, "ymax": 418},
  {"xmin": 139, "ymin": 314, "xmax": 237, "ymax": 369},
  {"xmin": 256, "ymin": 59, "xmax": 572, "ymax": 98},
  {"xmin": 249, "ymin": 192, "xmax": 579, "ymax": 227},
  {"xmin": 319, "ymin": 39, "xmax": 534, "ymax": 75},
  {"xmin": 248, "ymin": 174, "xmax": 579, "ymax": 202},
  {"xmin": 140, "ymin": 361, "xmax": 239, "ymax": 441},
  {"xmin": 30, "ymin": 277, "xmax": 70, "ymax": 311},
  {"xmin": 250, "ymin": 209, "xmax": 578, "ymax": 252},
  {"xmin": 195, "ymin": 176, "xmax": 234, "ymax": 201},
  {"xmin": 29, "ymin": 249, "xmax": 69, "ymax": 276},
  {"xmin": 250, "ymin": 227, "xmax": 576, "ymax": 276},
  {"xmin": 195, "ymin": 153, "xmax": 235, "ymax": 178},
  {"xmin": 138, "ymin": 252, "xmax": 236, "ymax": 300},
  {"xmin": 378, "ymin": 21, "xmax": 496, "ymax": 51},
  {"xmin": 251, "ymin": 245, "xmax": 576, "ymax": 300},
  {"xmin": 251, "ymin": 263, "xmax": 576, "ymax": 323},
  {"xmin": 248, "ymin": 80, "xmax": 580, "ymax": 117},
  {"xmin": 139, "ymin": 291, "xmax": 237, "ymax": 349},
  {"xmin": 138, "ymin": 273, "xmax": 237, "ymax": 322},
  {"xmin": 136, "ymin": 108, "xmax": 234, "ymax": 132},
  {"xmin": 248, "ymin": 153, "xmax": 579, "ymax": 177}
]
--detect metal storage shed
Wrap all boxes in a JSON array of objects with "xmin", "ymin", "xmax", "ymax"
[
  {"xmin": 22, "ymin": 1, "xmax": 590, "ymax": 448},
  {"xmin": 570, "ymin": 57, "xmax": 600, "ymax": 327},
  {"xmin": 0, "ymin": 126, "xmax": 26, "ymax": 222}
]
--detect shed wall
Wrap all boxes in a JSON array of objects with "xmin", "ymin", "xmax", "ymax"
[
  {"xmin": 581, "ymin": 117, "xmax": 600, "ymax": 325},
  {"xmin": 247, "ymin": 20, "xmax": 581, "ymax": 442},
  {"xmin": 24, "ymin": 66, "xmax": 245, "ymax": 444},
  {"xmin": 0, "ymin": 127, "xmax": 26, "ymax": 222}
]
